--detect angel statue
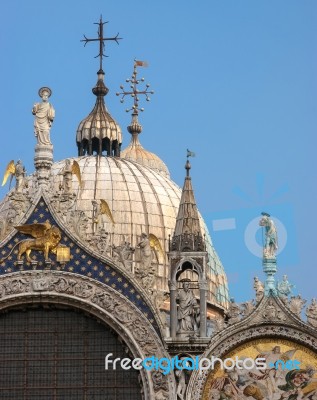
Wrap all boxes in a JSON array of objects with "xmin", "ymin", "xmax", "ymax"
[
  {"xmin": 60, "ymin": 159, "xmax": 82, "ymax": 194},
  {"xmin": 259, "ymin": 212, "xmax": 278, "ymax": 258},
  {"xmin": 137, "ymin": 233, "xmax": 164, "ymax": 269},
  {"xmin": 92, "ymin": 199, "xmax": 115, "ymax": 233},
  {"xmin": 0, "ymin": 222, "xmax": 62, "ymax": 263},
  {"xmin": 2, "ymin": 160, "xmax": 26, "ymax": 193}
]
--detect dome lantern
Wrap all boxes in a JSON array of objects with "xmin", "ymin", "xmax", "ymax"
[{"xmin": 76, "ymin": 17, "xmax": 122, "ymax": 157}]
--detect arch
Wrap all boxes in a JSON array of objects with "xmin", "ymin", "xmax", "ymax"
[
  {"xmin": 0, "ymin": 271, "xmax": 176, "ymax": 400},
  {"xmin": 172, "ymin": 257, "xmax": 204, "ymax": 282},
  {"xmin": 186, "ymin": 297, "xmax": 317, "ymax": 400}
]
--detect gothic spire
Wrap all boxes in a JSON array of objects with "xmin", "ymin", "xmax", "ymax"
[{"xmin": 170, "ymin": 157, "xmax": 205, "ymax": 252}]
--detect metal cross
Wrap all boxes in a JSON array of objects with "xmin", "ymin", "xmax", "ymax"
[
  {"xmin": 116, "ymin": 60, "xmax": 154, "ymax": 114},
  {"xmin": 81, "ymin": 16, "xmax": 121, "ymax": 71}
]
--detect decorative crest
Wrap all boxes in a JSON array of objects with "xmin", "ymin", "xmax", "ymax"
[
  {"xmin": 81, "ymin": 16, "xmax": 121, "ymax": 71},
  {"xmin": 116, "ymin": 60, "xmax": 154, "ymax": 114}
]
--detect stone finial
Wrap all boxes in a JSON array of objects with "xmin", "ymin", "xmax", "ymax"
[{"xmin": 306, "ymin": 298, "xmax": 317, "ymax": 327}]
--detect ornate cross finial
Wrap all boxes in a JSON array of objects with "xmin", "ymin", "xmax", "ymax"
[
  {"xmin": 81, "ymin": 16, "xmax": 121, "ymax": 71},
  {"xmin": 116, "ymin": 60, "xmax": 154, "ymax": 114}
]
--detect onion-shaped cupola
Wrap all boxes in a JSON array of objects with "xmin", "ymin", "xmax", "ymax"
[
  {"xmin": 76, "ymin": 17, "xmax": 122, "ymax": 157},
  {"xmin": 117, "ymin": 61, "xmax": 170, "ymax": 178}
]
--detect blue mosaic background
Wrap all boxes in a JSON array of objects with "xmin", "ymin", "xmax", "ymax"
[{"xmin": 0, "ymin": 198, "xmax": 160, "ymax": 334}]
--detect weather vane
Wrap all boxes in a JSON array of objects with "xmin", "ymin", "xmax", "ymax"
[
  {"xmin": 116, "ymin": 60, "xmax": 154, "ymax": 114},
  {"xmin": 81, "ymin": 16, "xmax": 121, "ymax": 71}
]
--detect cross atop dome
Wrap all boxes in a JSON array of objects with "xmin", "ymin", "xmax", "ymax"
[
  {"xmin": 76, "ymin": 18, "xmax": 122, "ymax": 157},
  {"xmin": 81, "ymin": 15, "xmax": 122, "ymax": 73},
  {"xmin": 116, "ymin": 60, "xmax": 154, "ymax": 116}
]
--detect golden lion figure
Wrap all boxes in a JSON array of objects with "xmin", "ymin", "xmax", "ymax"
[{"xmin": 0, "ymin": 222, "xmax": 62, "ymax": 263}]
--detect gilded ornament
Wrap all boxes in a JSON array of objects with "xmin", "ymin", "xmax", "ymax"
[{"xmin": 0, "ymin": 222, "xmax": 61, "ymax": 263}]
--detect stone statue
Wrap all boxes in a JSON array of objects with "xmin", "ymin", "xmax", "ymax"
[
  {"xmin": 289, "ymin": 294, "xmax": 306, "ymax": 318},
  {"xmin": 226, "ymin": 298, "xmax": 241, "ymax": 325},
  {"xmin": 138, "ymin": 233, "xmax": 153, "ymax": 269},
  {"xmin": 306, "ymin": 298, "xmax": 317, "ymax": 328},
  {"xmin": 241, "ymin": 300, "xmax": 255, "ymax": 317},
  {"xmin": 175, "ymin": 358, "xmax": 190, "ymax": 399},
  {"xmin": 176, "ymin": 280, "xmax": 199, "ymax": 334},
  {"xmin": 277, "ymin": 274, "xmax": 294, "ymax": 301},
  {"xmin": 14, "ymin": 160, "xmax": 26, "ymax": 193},
  {"xmin": 62, "ymin": 159, "xmax": 73, "ymax": 194},
  {"xmin": 259, "ymin": 212, "xmax": 278, "ymax": 258},
  {"xmin": 253, "ymin": 276, "xmax": 264, "ymax": 303},
  {"xmin": 32, "ymin": 87, "xmax": 55, "ymax": 145},
  {"xmin": 2, "ymin": 159, "xmax": 26, "ymax": 194}
]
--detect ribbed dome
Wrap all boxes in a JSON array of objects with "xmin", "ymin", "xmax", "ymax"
[
  {"xmin": 48, "ymin": 156, "xmax": 229, "ymax": 307},
  {"xmin": 76, "ymin": 70, "xmax": 122, "ymax": 157},
  {"xmin": 121, "ymin": 134, "xmax": 170, "ymax": 178}
]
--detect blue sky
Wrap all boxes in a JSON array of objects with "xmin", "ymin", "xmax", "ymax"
[{"xmin": 0, "ymin": 1, "xmax": 316, "ymax": 303}]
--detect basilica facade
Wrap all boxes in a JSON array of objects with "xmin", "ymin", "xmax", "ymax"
[{"xmin": 0, "ymin": 18, "xmax": 316, "ymax": 400}]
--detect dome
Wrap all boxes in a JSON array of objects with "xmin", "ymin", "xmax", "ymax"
[
  {"xmin": 121, "ymin": 134, "xmax": 170, "ymax": 178},
  {"xmin": 45, "ymin": 156, "xmax": 228, "ymax": 307}
]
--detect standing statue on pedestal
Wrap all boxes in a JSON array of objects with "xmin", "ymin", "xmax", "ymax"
[
  {"xmin": 259, "ymin": 212, "xmax": 278, "ymax": 258},
  {"xmin": 32, "ymin": 87, "xmax": 55, "ymax": 145},
  {"xmin": 176, "ymin": 280, "xmax": 199, "ymax": 334}
]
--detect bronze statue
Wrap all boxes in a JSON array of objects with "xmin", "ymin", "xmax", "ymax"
[{"xmin": 0, "ymin": 222, "xmax": 61, "ymax": 263}]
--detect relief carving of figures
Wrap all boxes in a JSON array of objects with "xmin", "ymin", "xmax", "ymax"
[
  {"xmin": 253, "ymin": 276, "xmax": 264, "ymax": 303},
  {"xmin": 289, "ymin": 294, "xmax": 306, "ymax": 318},
  {"xmin": 259, "ymin": 212, "xmax": 278, "ymax": 258},
  {"xmin": 112, "ymin": 240, "xmax": 135, "ymax": 269},
  {"xmin": 152, "ymin": 370, "xmax": 169, "ymax": 393},
  {"xmin": 277, "ymin": 275, "xmax": 294, "ymax": 302},
  {"xmin": 226, "ymin": 298, "xmax": 241, "ymax": 325},
  {"xmin": 176, "ymin": 280, "xmax": 199, "ymax": 335},
  {"xmin": 32, "ymin": 87, "xmax": 55, "ymax": 146},
  {"xmin": 88, "ymin": 229, "xmax": 111, "ymax": 256},
  {"xmin": 306, "ymin": 298, "xmax": 317, "ymax": 328},
  {"xmin": 2, "ymin": 278, "xmax": 30, "ymax": 296},
  {"xmin": 114, "ymin": 303, "xmax": 135, "ymax": 324},
  {"xmin": 50, "ymin": 192, "xmax": 76, "ymax": 221},
  {"xmin": 32, "ymin": 273, "xmax": 52, "ymax": 291},
  {"xmin": 50, "ymin": 277, "xmax": 93, "ymax": 298},
  {"xmin": 0, "ymin": 197, "xmax": 31, "ymax": 241},
  {"xmin": 131, "ymin": 320, "xmax": 158, "ymax": 356},
  {"xmin": 67, "ymin": 210, "xmax": 88, "ymax": 240},
  {"xmin": 262, "ymin": 299, "xmax": 286, "ymax": 321},
  {"xmin": 91, "ymin": 290, "xmax": 119, "ymax": 312}
]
